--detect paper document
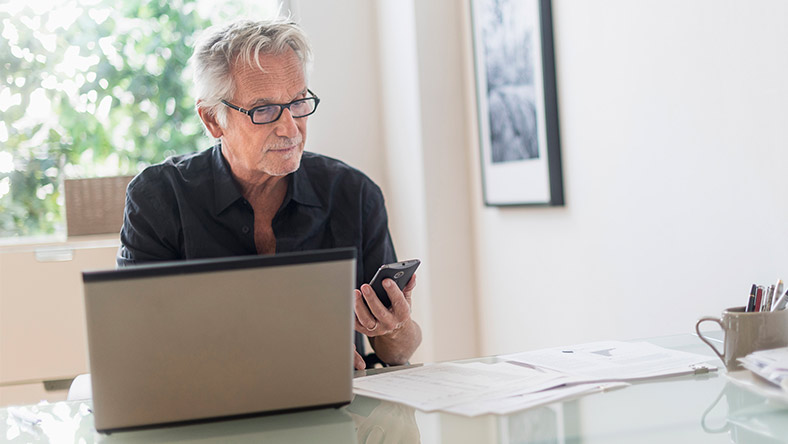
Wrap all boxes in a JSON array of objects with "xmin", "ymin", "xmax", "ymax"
[
  {"xmin": 502, "ymin": 341, "xmax": 716, "ymax": 382},
  {"xmin": 738, "ymin": 346, "xmax": 788, "ymax": 390},
  {"xmin": 354, "ymin": 341, "xmax": 716, "ymax": 416},
  {"xmin": 354, "ymin": 361, "xmax": 568, "ymax": 411},
  {"xmin": 443, "ymin": 382, "xmax": 628, "ymax": 416}
]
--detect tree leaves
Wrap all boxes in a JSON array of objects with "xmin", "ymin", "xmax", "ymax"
[{"xmin": 0, "ymin": 0, "xmax": 210, "ymax": 237}]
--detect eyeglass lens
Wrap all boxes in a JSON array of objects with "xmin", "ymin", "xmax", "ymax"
[{"xmin": 252, "ymin": 98, "xmax": 317, "ymax": 124}]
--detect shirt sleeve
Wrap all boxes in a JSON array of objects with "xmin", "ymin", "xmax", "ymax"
[
  {"xmin": 360, "ymin": 181, "xmax": 397, "ymax": 284},
  {"xmin": 116, "ymin": 172, "xmax": 181, "ymax": 267}
]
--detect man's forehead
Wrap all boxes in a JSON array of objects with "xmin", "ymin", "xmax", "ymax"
[{"xmin": 231, "ymin": 51, "xmax": 306, "ymax": 102}]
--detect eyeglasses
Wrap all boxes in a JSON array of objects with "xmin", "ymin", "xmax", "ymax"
[{"xmin": 221, "ymin": 89, "xmax": 320, "ymax": 124}]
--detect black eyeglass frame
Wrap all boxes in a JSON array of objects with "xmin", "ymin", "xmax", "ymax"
[{"xmin": 221, "ymin": 89, "xmax": 320, "ymax": 124}]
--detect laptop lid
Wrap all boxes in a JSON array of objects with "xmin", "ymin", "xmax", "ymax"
[{"xmin": 82, "ymin": 247, "xmax": 356, "ymax": 433}]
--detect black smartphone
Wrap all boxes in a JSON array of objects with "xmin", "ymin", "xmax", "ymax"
[{"xmin": 367, "ymin": 259, "xmax": 421, "ymax": 309}]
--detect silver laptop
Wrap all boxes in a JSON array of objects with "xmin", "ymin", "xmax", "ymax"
[{"xmin": 82, "ymin": 248, "xmax": 356, "ymax": 433}]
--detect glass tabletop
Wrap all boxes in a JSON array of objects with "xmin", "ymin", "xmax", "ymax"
[{"xmin": 3, "ymin": 333, "xmax": 787, "ymax": 443}]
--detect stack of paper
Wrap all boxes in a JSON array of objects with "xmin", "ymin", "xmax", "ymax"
[
  {"xmin": 738, "ymin": 347, "xmax": 788, "ymax": 391},
  {"xmin": 354, "ymin": 341, "xmax": 716, "ymax": 416},
  {"xmin": 500, "ymin": 340, "xmax": 716, "ymax": 382}
]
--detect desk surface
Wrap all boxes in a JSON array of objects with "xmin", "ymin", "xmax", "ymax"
[{"xmin": 3, "ymin": 333, "xmax": 787, "ymax": 444}]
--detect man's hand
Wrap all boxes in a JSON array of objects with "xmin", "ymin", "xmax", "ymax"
[
  {"xmin": 354, "ymin": 274, "xmax": 421, "ymax": 366},
  {"xmin": 354, "ymin": 275, "xmax": 416, "ymax": 337}
]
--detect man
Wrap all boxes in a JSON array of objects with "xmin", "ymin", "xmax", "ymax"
[{"xmin": 117, "ymin": 18, "xmax": 421, "ymax": 370}]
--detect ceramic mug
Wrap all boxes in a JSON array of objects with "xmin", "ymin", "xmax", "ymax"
[{"xmin": 695, "ymin": 306, "xmax": 788, "ymax": 371}]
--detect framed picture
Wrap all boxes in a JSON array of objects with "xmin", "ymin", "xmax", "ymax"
[{"xmin": 471, "ymin": 0, "xmax": 564, "ymax": 206}]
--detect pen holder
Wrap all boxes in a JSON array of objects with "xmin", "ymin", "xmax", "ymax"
[{"xmin": 696, "ymin": 306, "xmax": 788, "ymax": 372}]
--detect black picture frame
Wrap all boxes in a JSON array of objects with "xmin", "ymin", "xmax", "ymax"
[{"xmin": 471, "ymin": 0, "xmax": 564, "ymax": 206}]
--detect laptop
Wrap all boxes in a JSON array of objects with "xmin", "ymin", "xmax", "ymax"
[{"xmin": 82, "ymin": 247, "xmax": 356, "ymax": 433}]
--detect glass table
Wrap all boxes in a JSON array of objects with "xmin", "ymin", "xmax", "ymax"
[{"xmin": 2, "ymin": 333, "xmax": 787, "ymax": 443}]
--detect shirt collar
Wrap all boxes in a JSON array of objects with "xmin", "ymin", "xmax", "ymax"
[
  {"xmin": 212, "ymin": 144, "xmax": 244, "ymax": 215},
  {"xmin": 286, "ymin": 154, "xmax": 322, "ymax": 208},
  {"xmin": 212, "ymin": 144, "xmax": 322, "ymax": 214}
]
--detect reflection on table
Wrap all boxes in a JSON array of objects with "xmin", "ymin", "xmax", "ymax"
[
  {"xmin": 702, "ymin": 377, "xmax": 788, "ymax": 444},
  {"xmin": 3, "ymin": 333, "xmax": 788, "ymax": 443}
]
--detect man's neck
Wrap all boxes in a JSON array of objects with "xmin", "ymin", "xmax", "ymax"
[
  {"xmin": 236, "ymin": 172, "xmax": 289, "ymax": 255},
  {"xmin": 237, "ymin": 173, "xmax": 288, "ymax": 215}
]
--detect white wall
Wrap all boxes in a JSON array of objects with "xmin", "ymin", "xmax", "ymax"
[
  {"xmin": 472, "ymin": 0, "xmax": 788, "ymax": 355},
  {"xmin": 294, "ymin": 0, "xmax": 788, "ymax": 362},
  {"xmin": 410, "ymin": 0, "xmax": 480, "ymax": 361},
  {"xmin": 291, "ymin": 1, "xmax": 386, "ymax": 186},
  {"xmin": 295, "ymin": 0, "xmax": 480, "ymax": 363}
]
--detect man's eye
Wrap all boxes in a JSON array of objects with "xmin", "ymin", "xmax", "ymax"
[
  {"xmin": 290, "ymin": 101, "xmax": 311, "ymax": 114},
  {"xmin": 253, "ymin": 106, "xmax": 278, "ymax": 119}
]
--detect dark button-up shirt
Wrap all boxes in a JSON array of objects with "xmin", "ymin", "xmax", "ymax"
[{"xmin": 117, "ymin": 144, "xmax": 397, "ymax": 354}]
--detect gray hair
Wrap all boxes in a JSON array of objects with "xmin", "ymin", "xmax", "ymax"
[{"xmin": 190, "ymin": 18, "xmax": 313, "ymax": 128}]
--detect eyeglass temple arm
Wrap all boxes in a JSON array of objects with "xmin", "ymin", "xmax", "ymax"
[{"xmin": 221, "ymin": 100, "xmax": 252, "ymax": 115}]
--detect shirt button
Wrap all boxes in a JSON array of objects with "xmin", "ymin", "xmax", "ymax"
[{"xmin": 241, "ymin": 226, "xmax": 250, "ymax": 234}]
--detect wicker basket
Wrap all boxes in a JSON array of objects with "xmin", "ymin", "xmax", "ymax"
[{"xmin": 64, "ymin": 176, "xmax": 134, "ymax": 236}]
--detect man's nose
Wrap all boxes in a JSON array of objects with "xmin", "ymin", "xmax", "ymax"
[{"xmin": 274, "ymin": 108, "xmax": 300, "ymax": 137}]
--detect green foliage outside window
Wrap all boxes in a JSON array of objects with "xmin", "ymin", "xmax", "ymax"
[
  {"xmin": 0, "ymin": 0, "xmax": 213, "ymax": 237},
  {"xmin": 0, "ymin": 0, "xmax": 282, "ymax": 238}
]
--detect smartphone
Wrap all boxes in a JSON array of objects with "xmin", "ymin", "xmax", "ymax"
[{"xmin": 367, "ymin": 259, "xmax": 421, "ymax": 309}]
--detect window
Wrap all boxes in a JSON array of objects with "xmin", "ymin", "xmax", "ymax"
[{"xmin": 0, "ymin": 0, "xmax": 286, "ymax": 239}]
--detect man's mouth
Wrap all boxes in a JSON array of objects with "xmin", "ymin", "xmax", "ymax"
[{"xmin": 267, "ymin": 136, "xmax": 302, "ymax": 152}]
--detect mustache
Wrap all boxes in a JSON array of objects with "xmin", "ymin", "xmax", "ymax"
[{"xmin": 266, "ymin": 134, "xmax": 303, "ymax": 150}]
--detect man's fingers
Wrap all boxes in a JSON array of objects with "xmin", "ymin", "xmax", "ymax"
[
  {"xmin": 384, "ymin": 279, "xmax": 411, "ymax": 318},
  {"xmin": 354, "ymin": 289, "xmax": 378, "ymax": 330},
  {"xmin": 357, "ymin": 280, "xmax": 413, "ymax": 336},
  {"xmin": 354, "ymin": 345, "xmax": 366, "ymax": 370},
  {"xmin": 355, "ymin": 318, "xmax": 380, "ymax": 334},
  {"xmin": 361, "ymin": 283, "xmax": 389, "ymax": 317},
  {"xmin": 402, "ymin": 273, "xmax": 417, "ymax": 293}
]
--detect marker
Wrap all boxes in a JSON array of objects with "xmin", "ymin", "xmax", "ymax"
[
  {"xmin": 772, "ymin": 288, "xmax": 788, "ymax": 312},
  {"xmin": 746, "ymin": 284, "xmax": 757, "ymax": 312},
  {"xmin": 754, "ymin": 286, "xmax": 764, "ymax": 312}
]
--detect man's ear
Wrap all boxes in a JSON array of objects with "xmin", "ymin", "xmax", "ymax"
[{"xmin": 197, "ymin": 103, "xmax": 224, "ymax": 138}]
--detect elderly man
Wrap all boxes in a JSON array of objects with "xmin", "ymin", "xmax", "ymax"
[{"xmin": 117, "ymin": 18, "xmax": 421, "ymax": 370}]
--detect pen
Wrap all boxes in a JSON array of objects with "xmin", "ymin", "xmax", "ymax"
[
  {"xmin": 772, "ymin": 288, "xmax": 788, "ymax": 312},
  {"xmin": 746, "ymin": 284, "xmax": 757, "ymax": 312},
  {"xmin": 773, "ymin": 279, "xmax": 784, "ymax": 311},
  {"xmin": 763, "ymin": 285, "xmax": 775, "ymax": 312}
]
